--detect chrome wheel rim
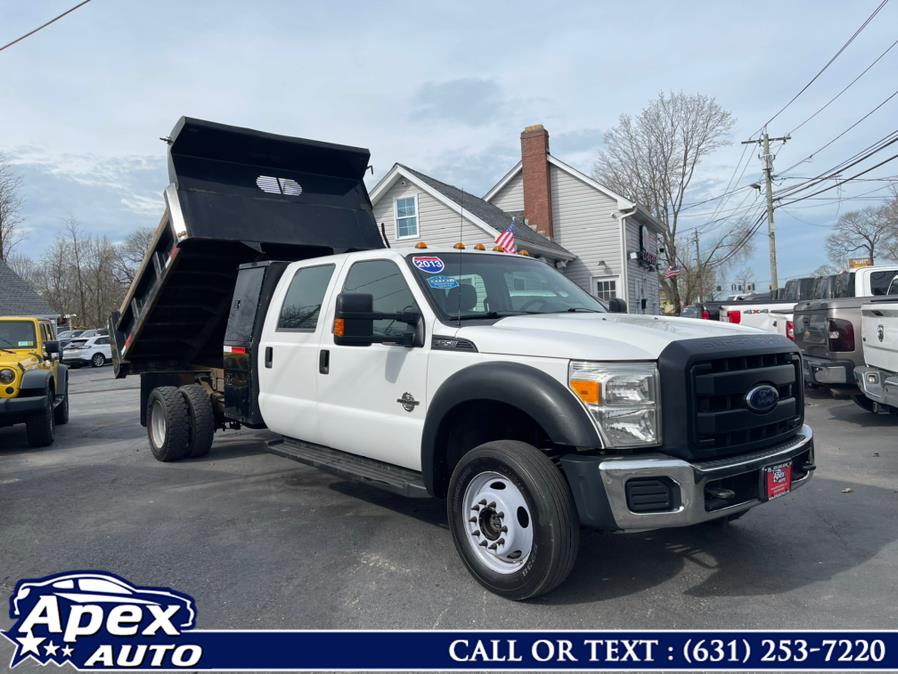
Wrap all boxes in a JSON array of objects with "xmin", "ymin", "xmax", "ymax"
[
  {"xmin": 461, "ymin": 471, "xmax": 533, "ymax": 574},
  {"xmin": 93, "ymin": 354, "xmax": 103, "ymax": 366},
  {"xmin": 150, "ymin": 400, "xmax": 166, "ymax": 447}
]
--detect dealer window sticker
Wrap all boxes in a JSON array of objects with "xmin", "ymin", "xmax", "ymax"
[
  {"xmin": 18, "ymin": 341, "xmax": 34, "ymax": 347},
  {"xmin": 412, "ymin": 255, "xmax": 445, "ymax": 274},
  {"xmin": 427, "ymin": 276, "xmax": 460, "ymax": 290}
]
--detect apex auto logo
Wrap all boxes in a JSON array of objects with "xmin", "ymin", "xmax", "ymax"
[{"xmin": 2, "ymin": 571, "xmax": 200, "ymax": 669}]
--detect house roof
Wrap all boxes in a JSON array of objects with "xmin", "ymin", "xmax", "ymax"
[
  {"xmin": 370, "ymin": 164, "xmax": 575, "ymax": 261},
  {"xmin": 0, "ymin": 259, "xmax": 55, "ymax": 317},
  {"xmin": 483, "ymin": 154, "xmax": 667, "ymax": 235}
]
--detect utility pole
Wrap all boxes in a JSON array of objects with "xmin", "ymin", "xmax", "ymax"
[
  {"xmin": 693, "ymin": 229, "xmax": 703, "ymax": 303},
  {"xmin": 742, "ymin": 130, "xmax": 789, "ymax": 290}
]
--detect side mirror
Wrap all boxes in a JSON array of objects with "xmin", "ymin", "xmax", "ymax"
[
  {"xmin": 334, "ymin": 293, "xmax": 375, "ymax": 346},
  {"xmin": 333, "ymin": 293, "xmax": 422, "ymax": 347},
  {"xmin": 44, "ymin": 340, "xmax": 60, "ymax": 355},
  {"xmin": 608, "ymin": 297, "xmax": 628, "ymax": 313}
]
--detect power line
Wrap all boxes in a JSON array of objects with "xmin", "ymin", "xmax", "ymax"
[
  {"xmin": 0, "ymin": 0, "xmax": 92, "ymax": 53},
  {"xmin": 788, "ymin": 39, "xmax": 898, "ymax": 135},
  {"xmin": 778, "ymin": 151, "xmax": 898, "ymax": 206},
  {"xmin": 751, "ymin": 0, "xmax": 890, "ymax": 138},
  {"xmin": 776, "ymin": 129, "xmax": 898, "ymax": 199},
  {"xmin": 778, "ymin": 91, "xmax": 898, "ymax": 175}
]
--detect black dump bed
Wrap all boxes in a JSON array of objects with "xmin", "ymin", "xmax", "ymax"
[{"xmin": 110, "ymin": 117, "xmax": 384, "ymax": 378}]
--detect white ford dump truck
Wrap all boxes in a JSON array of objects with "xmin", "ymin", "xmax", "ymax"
[{"xmin": 111, "ymin": 118, "xmax": 815, "ymax": 600}]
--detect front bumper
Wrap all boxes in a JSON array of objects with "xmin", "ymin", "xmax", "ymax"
[
  {"xmin": 855, "ymin": 366, "xmax": 898, "ymax": 408},
  {"xmin": 803, "ymin": 356, "xmax": 855, "ymax": 386},
  {"xmin": 0, "ymin": 393, "xmax": 49, "ymax": 422},
  {"xmin": 560, "ymin": 424, "xmax": 815, "ymax": 531}
]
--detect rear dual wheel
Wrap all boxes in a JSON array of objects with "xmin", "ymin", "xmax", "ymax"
[
  {"xmin": 147, "ymin": 385, "xmax": 215, "ymax": 461},
  {"xmin": 447, "ymin": 440, "xmax": 579, "ymax": 600}
]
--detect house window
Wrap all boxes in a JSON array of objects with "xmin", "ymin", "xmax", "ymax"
[
  {"xmin": 593, "ymin": 277, "xmax": 618, "ymax": 302},
  {"xmin": 395, "ymin": 195, "xmax": 419, "ymax": 239}
]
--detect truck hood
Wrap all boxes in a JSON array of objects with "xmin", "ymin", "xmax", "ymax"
[{"xmin": 456, "ymin": 313, "xmax": 760, "ymax": 361}]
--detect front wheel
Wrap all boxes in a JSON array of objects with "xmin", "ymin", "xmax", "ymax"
[
  {"xmin": 26, "ymin": 389, "xmax": 55, "ymax": 447},
  {"xmin": 447, "ymin": 440, "xmax": 579, "ymax": 600}
]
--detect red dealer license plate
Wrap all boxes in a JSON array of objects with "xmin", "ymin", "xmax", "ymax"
[{"xmin": 764, "ymin": 461, "xmax": 793, "ymax": 500}]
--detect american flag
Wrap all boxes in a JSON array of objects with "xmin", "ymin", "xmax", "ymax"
[
  {"xmin": 663, "ymin": 265, "xmax": 681, "ymax": 279},
  {"xmin": 495, "ymin": 219, "xmax": 517, "ymax": 254}
]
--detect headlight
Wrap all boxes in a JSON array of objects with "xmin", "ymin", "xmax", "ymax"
[
  {"xmin": 0, "ymin": 368, "xmax": 16, "ymax": 385},
  {"xmin": 568, "ymin": 361, "xmax": 660, "ymax": 448}
]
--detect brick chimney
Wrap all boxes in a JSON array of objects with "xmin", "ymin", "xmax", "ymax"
[{"xmin": 520, "ymin": 124, "xmax": 554, "ymax": 239}]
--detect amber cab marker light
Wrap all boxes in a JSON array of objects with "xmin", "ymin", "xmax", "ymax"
[
  {"xmin": 570, "ymin": 379, "xmax": 600, "ymax": 405},
  {"xmin": 415, "ymin": 241, "xmax": 428, "ymax": 249},
  {"xmin": 473, "ymin": 243, "xmax": 486, "ymax": 251},
  {"xmin": 333, "ymin": 318, "xmax": 345, "ymax": 337},
  {"xmin": 519, "ymin": 250, "xmax": 530, "ymax": 256},
  {"xmin": 493, "ymin": 245, "xmax": 505, "ymax": 252},
  {"xmin": 453, "ymin": 242, "xmax": 466, "ymax": 249}
]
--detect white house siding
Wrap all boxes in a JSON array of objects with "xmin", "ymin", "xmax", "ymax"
[
  {"xmin": 489, "ymin": 172, "xmax": 524, "ymax": 213},
  {"xmin": 624, "ymin": 218, "xmax": 661, "ymax": 314},
  {"xmin": 373, "ymin": 179, "xmax": 494, "ymax": 249},
  {"xmin": 548, "ymin": 165, "xmax": 623, "ymax": 294}
]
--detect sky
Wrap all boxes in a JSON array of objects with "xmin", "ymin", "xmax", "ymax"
[{"xmin": 2, "ymin": 0, "xmax": 896, "ymax": 289}]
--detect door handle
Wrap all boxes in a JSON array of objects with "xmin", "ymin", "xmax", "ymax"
[
  {"xmin": 319, "ymin": 349, "xmax": 330, "ymax": 374},
  {"xmin": 265, "ymin": 346, "xmax": 273, "ymax": 368}
]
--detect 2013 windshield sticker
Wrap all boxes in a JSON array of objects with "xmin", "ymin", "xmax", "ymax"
[
  {"xmin": 412, "ymin": 256, "xmax": 445, "ymax": 274},
  {"xmin": 427, "ymin": 276, "xmax": 459, "ymax": 290}
]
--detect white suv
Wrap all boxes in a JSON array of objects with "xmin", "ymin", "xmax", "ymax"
[{"xmin": 63, "ymin": 335, "xmax": 112, "ymax": 367}]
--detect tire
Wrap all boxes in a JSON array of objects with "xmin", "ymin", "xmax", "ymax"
[
  {"xmin": 54, "ymin": 380, "xmax": 69, "ymax": 425},
  {"xmin": 179, "ymin": 384, "xmax": 215, "ymax": 458},
  {"xmin": 852, "ymin": 394, "xmax": 876, "ymax": 412},
  {"xmin": 146, "ymin": 386, "xmax": 189, "ymax": 462},
  {"xmin": 447, "ymin": 440, "xmax": 579, "ymax": 600},
  {"xmin": 26, "ymin": 388, "xmax": 55, "ymax": 448},
  {"xmin": 91, "ymin": 352, "xmax": 106, "ymax": 368}
]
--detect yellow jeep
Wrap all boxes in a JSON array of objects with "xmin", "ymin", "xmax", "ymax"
[{"xmin": 0, "ymin": 316, "xmax": 69, "ymax": 447}]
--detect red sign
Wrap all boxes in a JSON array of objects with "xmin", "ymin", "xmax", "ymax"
[{"xmin": 765, "ymin": 462, "xmax": 793, "ymax": 500}]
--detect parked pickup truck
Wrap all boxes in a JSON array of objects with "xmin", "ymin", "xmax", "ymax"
[
  {"xmin": 792, "ymin": 296, "xmax": 873, "ymax": 409},
  {"xmin": 720, "ymin": 267, "xmax": 898, "ymax": 339},
  {"xmin": 854, "ymin": 276, "xmax": 898, "ymax": 414},
  {"xmin": 111, "ymin": 117, "xmax": 815, "ymax": 600}
]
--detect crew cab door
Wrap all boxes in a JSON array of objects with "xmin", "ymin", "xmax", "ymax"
[
  {"xmin": 315, "ymin": 258, "xmax": 430, "ymax": 470},
  {"xmin": 257, "ymin": 261, "xmax": 342, "ymax": 443}
]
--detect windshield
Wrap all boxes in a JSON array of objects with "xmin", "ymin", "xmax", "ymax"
[
  {"xmin": 0, "ymin": 321, "xmax": 37, "ymax": 350},
  {"xmin": 406, "ymin": 252, "xmax": 606, "ymax": 320}
]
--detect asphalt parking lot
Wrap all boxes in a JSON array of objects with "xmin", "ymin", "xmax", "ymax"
[{"xmin": 2, "ymin": 366, "xmax": 898, "ymax": 639}]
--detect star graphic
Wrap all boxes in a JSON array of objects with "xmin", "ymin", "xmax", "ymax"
[
  {"xmin": 44, "ymin": 640, "xmax": 59, "ymax": 656},
  {"xmin": 16, "ymin": 632, "xmax": 44, "ymax": 656},
  {"xmin": 62, "ymin": 645, "xmax": 74, "ymax": 658}
]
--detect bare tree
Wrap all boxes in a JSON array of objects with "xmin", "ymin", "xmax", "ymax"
[
  {"xmin": 0, "ymin": 153, "xmax": 26, "ymax": 260},
  {"xmin": 825, "ymin": 207, "xmax": 893, "ymax": 267},
  {"xmin": 594, "ymin": 92, "xmax": 738, "ymax": 312},
  {"xmin": 112, "ymin": 226, "xmax": 155, "ymax": 285}
]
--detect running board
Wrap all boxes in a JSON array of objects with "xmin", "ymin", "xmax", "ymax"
[{"xmin": 266, "ymin": 437, "xmax": 430, "ymax": 498}]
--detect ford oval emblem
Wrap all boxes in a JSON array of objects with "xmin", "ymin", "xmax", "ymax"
[{"xmin": 745, "ymin": 384, "xmax": 779, "ymax": 413}]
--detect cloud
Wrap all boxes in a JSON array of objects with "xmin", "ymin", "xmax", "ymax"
[
  {"xmin": 8, "ymin": 151, "xmax": 166, "ymax": 258},
  {"xmin": 411, "ymin": 78, "xmax": 506, "ymax": 126}
]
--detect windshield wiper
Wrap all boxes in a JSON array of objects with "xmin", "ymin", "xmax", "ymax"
[
  {"xmin": 566, "ymin": 307, "xmax": 602, "ymax": 313},
  {"xmin": 453, "ymin": 311, "xmax": 525, "ymax": 320}
]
